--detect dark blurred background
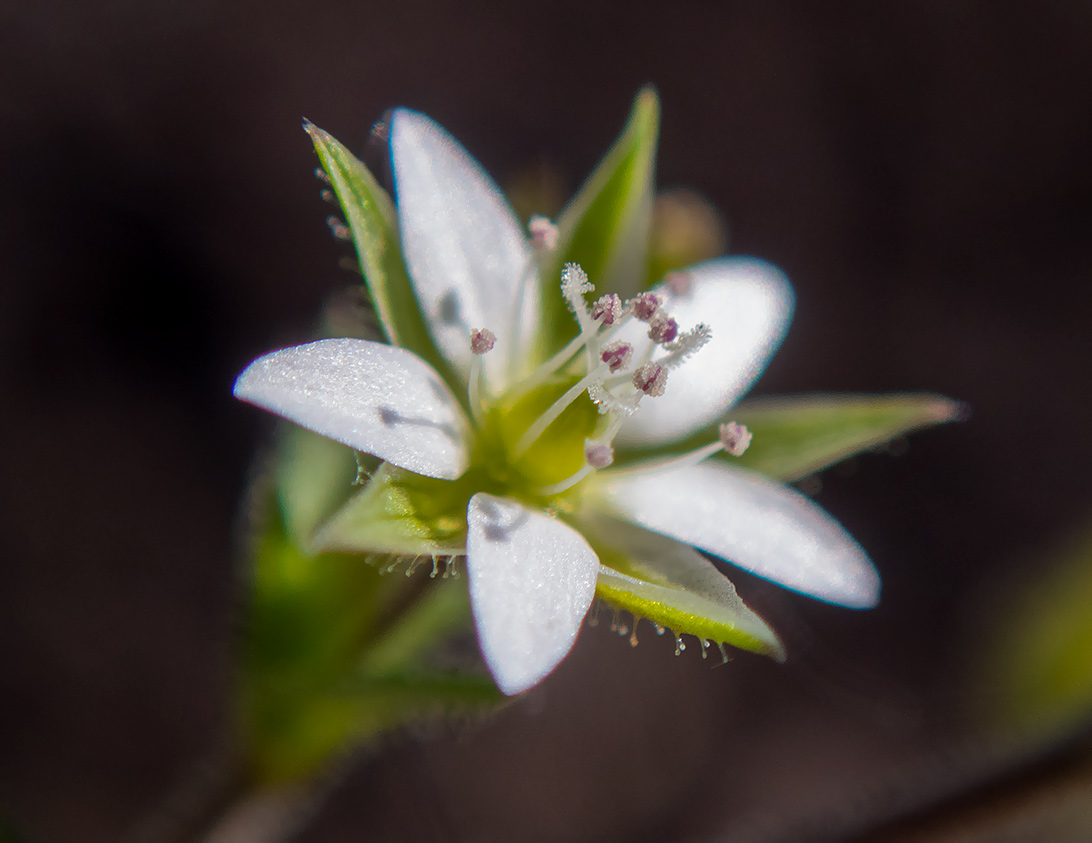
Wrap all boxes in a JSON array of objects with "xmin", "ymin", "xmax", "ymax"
[{"xmin": 3, "ymin": 2, "xmax": 1091, "ymax": 841}]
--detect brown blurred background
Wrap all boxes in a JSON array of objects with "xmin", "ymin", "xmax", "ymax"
[{"xmin": 2, "ymin": 2, "xmax": 1091, "ymax": 841}]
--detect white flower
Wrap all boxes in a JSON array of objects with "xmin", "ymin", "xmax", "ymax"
[{"xmin": 234, "ymin": 108, "xmax": 879, "ymax": 696}]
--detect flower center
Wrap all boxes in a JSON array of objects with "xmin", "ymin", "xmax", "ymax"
[{"xmin": 465, "ymin": 257, "xmax": 724, "ymax": 504}]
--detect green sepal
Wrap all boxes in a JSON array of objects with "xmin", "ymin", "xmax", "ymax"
[
  {"xmin": 729, "ymin": 393, "xmax": 965, "ymax": 480},
  {"xmin": 305, "ymin": 124, "xmax": 460, "ymax": 393},
  {"xmin": 312, "ymin": 462, "xmax": 472, "ymax": 556},
  {"xmin": 614, "ymin": 393, "xmax": 965, "ymax": 481},
  {"xmin": 536, "ymin": 89, "xmax": 660, "ymax": 360},
  {"xmin": 580, "ymin": 516, "xmax": 785, "ymax": 660}
]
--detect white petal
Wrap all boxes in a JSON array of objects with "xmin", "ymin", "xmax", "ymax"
[
  {"xmin": 592, "ymin": 461, "xmax": 879, "ymax": 608},
  {"xmin": 233, "ymin": 338, "xmax": 470, "ymax": 480},
  {"xmin": 616, "ymin": 257, "xmax": 794, "ymax": 447},
  {"xmin": 391, "ymin": 109, "xmax": 536, "ymax": 393},
  {"xmin": 466, "ymin": 494, "xmax": 599, "ymax": 695}
]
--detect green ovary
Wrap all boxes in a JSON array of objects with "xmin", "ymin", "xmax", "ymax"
[{"xmin": 477, "ymin": 377, "xmax": 603, "ymax": 502}]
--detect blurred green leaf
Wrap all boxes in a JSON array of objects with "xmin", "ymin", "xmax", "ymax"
[
  {"xmin": 537, "ymin": 89, "xmax": 660, "ymax": 358},
  {"xmin": 238, "ymin": 490, "xmax": 486, "ymax": 784},
  {"xmin": 614, "ymin": 393, "xmax": 964, "ymax": 480},
  {"xmin": 306, "ymin": 124, "xmax": 459, "ymax": 392},
  {"xmin": 976, "ymin": 521, "xmax": 1092, "ymax": 746},
  {"xmin": 275, "ymin": 423, "xmax": 361, "ymax": 548},
  {"xmin": 356, "ymin": 573, "xmax": 479, "ymax": 678},
  {"xmin": 240, "ymin": 494, "xmax": 394, "ymax": 782}
]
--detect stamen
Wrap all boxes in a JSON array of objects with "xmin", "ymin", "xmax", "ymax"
[
  {"xmin": 561, "ymin": 263, "xmax": 598, "ymax": 370},
  {"xmin": 718, "ymin": 421, "xmax": 752, "ymax": 457},
  {"xmin": 628, "ymin": 291, "xmax": 661, "ymax": 322},
  {"xmin": 600, "ymin": 341, "xmax": 633, "ymax": 373},
  {"xmin": 600, "ymin": 414, "xmax": 627, "ymax": 444},
  {"xmin": 629, "ymin": 308, "xmax": 685, "ymax": 375},
  {"xmin": 468, "ymin": 328, "xmax": 495, "ymax": 426},
  {"xmin": 561, "ymin": 263, "xmax": 594, "ymax": 317},
  {"xmin": 529, "ymin": 215, "xmax": 559, "ymax": 251},
  {"xmin": 584, "ymin": 438, "xmax": 615, "ymax": 468},
  {"xmin": 587, "ymin": 380, "xmax": 641, "ymax": 415},
  {"xmin": 469, "ymin": 327, "xmax": 496, "ymax": 355},
  {"xmin": 647, "ymin": 312, "xmax": 679, "ymax": 344},
  {"xmin": 660, "ymin": 323, "xmax": 712, "ymax": 369},
  {"xmin": 590, "ymin": 294, "xmax": 622, "ymax": 326},
  {"xmin": 536, "ymin": 438, "xmax": 613, "ymax": 497},
  {"xmin": 664, "ymin": 270, "xmax": 693, "ymax": 296},
  {"xmin": 599, "ymin": 421, "xmax": 753, "ymax": 479},
  {"xmin": 510, "ymin": 281, "xmax": 635, "ymax": 403},
  {"xmin": 633, "ymin": 363, "xmax": 668, "ymax": 397}
]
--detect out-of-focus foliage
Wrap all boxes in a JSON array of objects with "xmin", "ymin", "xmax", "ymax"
[{"xmin": 973, "ymin": 520, "xmax": 1092, "ymax": 748}]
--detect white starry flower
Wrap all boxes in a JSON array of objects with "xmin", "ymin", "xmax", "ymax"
[{"xmin": 234, "ymin": 104, "xmax": 882, "ymax": 696}]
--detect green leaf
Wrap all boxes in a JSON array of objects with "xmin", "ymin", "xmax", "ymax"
[
  {"xmin": 537, "ymin": 89, "xmax": 660, "ymax": 359},
  {"xmin": 580, "ymin": 515, "xmax": 785, "ymax": 660},
  {"xmin": 305, "ymin": 124, "xmax": 458, "ymax": 390},
  {"xmin": 312, "ymin": 462, "xmax": 473, "ymax": 556},
  {"xmin": 614, "ymin": 393, "xmax": 965, "ymax": 481}
]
